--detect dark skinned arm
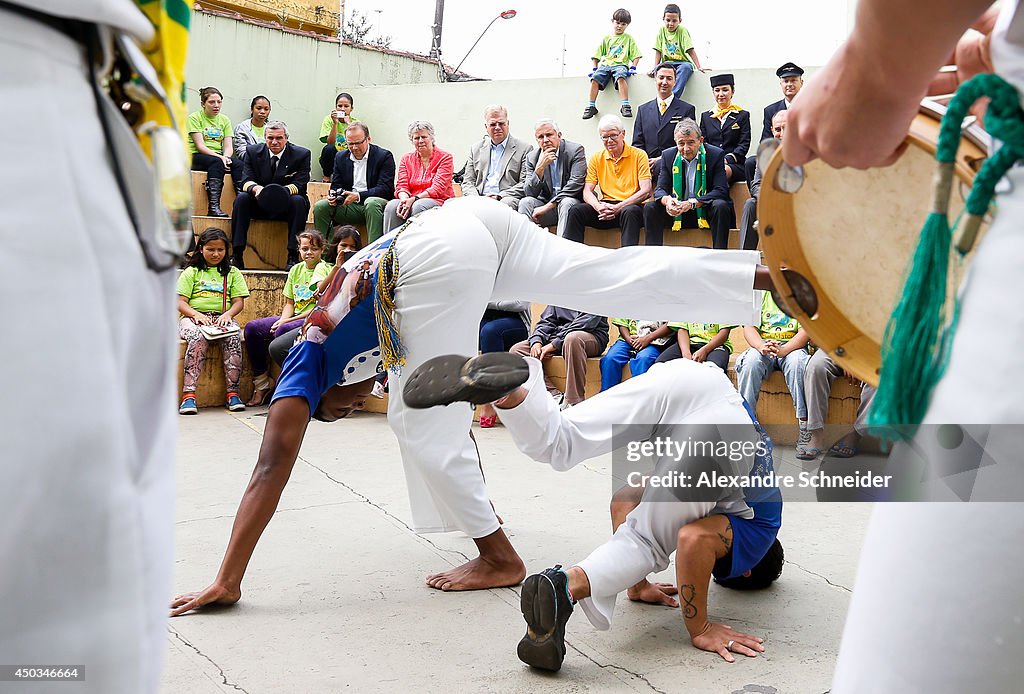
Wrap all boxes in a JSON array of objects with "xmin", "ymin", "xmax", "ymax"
[{"xmin": 169, "ymin": 396, "xmax": 311, "ymax": 615}]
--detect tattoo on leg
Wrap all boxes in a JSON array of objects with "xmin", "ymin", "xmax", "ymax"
[
  {"xmin": 718, "ymin": 523, "xmax": 733, "ymax": 552},
  {"xmin": 680, "ymin": 583, "xmax": 698, "ymax": 619}
]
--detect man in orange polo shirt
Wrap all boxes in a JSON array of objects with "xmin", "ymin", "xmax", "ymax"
[{"xmin": 564, "ymin": 114, "xmax": 652, "ymax": 246}]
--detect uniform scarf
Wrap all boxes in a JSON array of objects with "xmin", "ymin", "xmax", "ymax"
[
  {"xmin": 711, "ymin": 103, "xmax": 743, "ymax": 121},
  {"xmin": 671, "ymin": 146, "xmax": 709, "ymax": 230}
]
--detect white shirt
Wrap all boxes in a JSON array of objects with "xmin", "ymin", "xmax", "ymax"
[
  {"xmin": 993, "ymin": 0, "xmax": 1024, "ymax": 98},
  {"xmin": 351, "ymin": 152, "xmax": 369, "ymax": 192},
  {"xmin": 18, "ymin": 1, "xmax": 153, "ymax": 40}
]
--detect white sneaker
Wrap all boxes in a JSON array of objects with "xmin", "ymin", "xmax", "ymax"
[{"xmin": 371, "ymin": 381, "xmax": 386, "ymax": 399}]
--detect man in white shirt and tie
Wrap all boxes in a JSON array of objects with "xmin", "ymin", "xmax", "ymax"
[
  {"xmin": 461, "ymin": 105, "xmax": 529, "ymax": 209},
  {"xmin": 633, "ymin": 64, "xmax": 697, "ymax": 189}
]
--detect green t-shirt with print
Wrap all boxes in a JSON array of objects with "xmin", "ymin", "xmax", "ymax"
[
  {"xmin": 186, "ymin": 111, "xmax": 232, "ymax": 154},
  {"xmin": 319, "ymin": 114, "xmax": 361, "ymax": 152},
  {"xmin": 284, "ymin": 260, "xmax": 333, "ymax": 315},
  {"xmin": 654, "ymin": 25, "xmax": 694, "ymax": 63},
  {"xmin": 756, "ymin": 292, "xmax": 799, "ymax": 341},
  {"xmin": 177, "ymin": 266, "xmax": 250, "ymax": 314},
  {"xmin": 251, "ymin": 124, "xmax": 265, "ymax": 142},
  {"xmin": 594, "ymin": 33, "xmax": 642, "ymax": 67},
  {"xmin": 668, "ymin": 322, "xmax": 734, "ymax": 352}
]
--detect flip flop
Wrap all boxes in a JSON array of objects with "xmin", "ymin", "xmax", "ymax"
[
  {"xmin": 796, "ymin": 447, "xmax": 823, "ymax": 461},
  {"xmin": 827, "ymin": 443, "xmax": 859, "ymax": 458}
]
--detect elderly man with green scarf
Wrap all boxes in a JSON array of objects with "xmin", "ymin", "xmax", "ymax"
[{"xmin": 644, "ymin": 118, "xmax": 734, "ymax": 249}]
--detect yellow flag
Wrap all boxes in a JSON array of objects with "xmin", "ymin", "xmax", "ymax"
[{"xmin": 134, "ymin": 0, "xmax": 191, "ymax": 159}]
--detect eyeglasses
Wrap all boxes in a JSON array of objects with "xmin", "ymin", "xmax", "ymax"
[
  {"xmin": 486, "ymin": 121, "xmax": 508, "ymax": 128},
  {"xmin": 85, "ymin": 26, "xmax": 193, "ymax": 272},
  {"xmin": 600, "ymin": 132, "xmax": 624, "ymax": 141},
  {"xmin": 346, "ymin": 139, "xmax": 368, "ymax": 146}
]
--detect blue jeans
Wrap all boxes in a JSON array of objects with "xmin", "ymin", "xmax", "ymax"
[
  {"xmin": 479, "ymin": 315, "xmax": 528, "ymax": 353},
  {"xmin": 735, "ymin": 346, "xmax": 810, "ymax": 418},
  {"xmin": 591, "ymin": 64, "xmax": 631, "ymax": 90},
  {"xmin": 664, "ymin": 61, "xmax": 695, "ymax": 97},
  {"xmin": 599, "ymin": 338, "xmax": 664, "ymax": 391}
]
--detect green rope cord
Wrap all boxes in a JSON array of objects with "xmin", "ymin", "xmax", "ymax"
[{"xmin": 869, "ymin": 73, "xmax": 1024, "ymax": 437}]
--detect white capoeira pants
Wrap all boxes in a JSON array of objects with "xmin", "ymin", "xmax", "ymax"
[
  {"xmin": 0, "ymin": 9, "xmax": 176, "ymax": 694},
  {"xmin": 830, "ymin": 145, "xmax": 1024, "ymax": 688},
  {"xmin": 385, "ymin": 196, "xmax": 761, "ymax": 537},
  {"xmin": 495, "ymin": 357, "xmax": 756, "ymax": 629}
]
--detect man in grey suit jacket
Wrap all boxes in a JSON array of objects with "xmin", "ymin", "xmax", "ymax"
[
  {"xmin": 462, "ymin": 105, "xmax": 529, "ymax": 208},
  {"xmin": 518, "ymin": 119, "xmax": 587, "ymax": 238}
]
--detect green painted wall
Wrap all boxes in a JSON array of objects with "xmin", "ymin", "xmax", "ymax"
[{"xmin": 185, "ymin": 12, "xmax": 441, "ymax": 157}]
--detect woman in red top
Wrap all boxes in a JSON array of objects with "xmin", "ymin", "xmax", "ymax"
[{"xmin": 383, "ymin": 120, "xmax": 455, "ymax": 233}]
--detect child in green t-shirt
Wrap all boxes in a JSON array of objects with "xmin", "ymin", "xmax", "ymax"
[
  {"xmin": 649, "ymin": 3, "xmax": 706, "ymax": 97},
  {"xmin": 583, "ymin": 8, "xmax": 643, "ymax": 120},
  {"xmin": 318, "ymin": 92, "xmax": 360, "ymax": 180},
  {"xmin": 243, "ymin": 231, "xmax": 335, "ymax": 406},
  {"xmin": 176, "ymin": 228, "xmax": 250, "ymax": 415},
  {"xmin": 735, "ymin": 292, "xmax": 811, "ymax": 443},
  {"xmin": 599, "ymin": 318, "xmax": 672, "ymax": 391},
  {"xmin": 655, "ymin": 322, "xmax": 733, "ymax": 371}
]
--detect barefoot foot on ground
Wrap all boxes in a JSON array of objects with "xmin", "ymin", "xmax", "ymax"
[
  {"xmin": 425, "ymin": 556, "xmax": 526, "ymax": 591},
  {"xmin": 626, "ymin": 579, "xmax": 679, "ymax": 607}
]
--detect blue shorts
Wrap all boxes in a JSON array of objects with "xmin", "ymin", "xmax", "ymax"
[
  {"xmin": 591, "ymin": 64, "xmax": 630, "ymax": 90},
  {"xmin": 712, "ymin": 505, "xmax": 781, "ymax": 580}
]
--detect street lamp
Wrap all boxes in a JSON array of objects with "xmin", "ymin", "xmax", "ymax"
[{"xmin": 447, "ymin": 9, "xmax": 517, "ymax": 80}]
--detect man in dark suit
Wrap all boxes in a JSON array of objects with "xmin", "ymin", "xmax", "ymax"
[
  {"xmin": 745, "ymin": 62, "xmax": 804, "ymax": 183},
  {"xmin": 232, "ymin": 121, "xmax": 311, "ymax": 268},
  {"xmin": 632, "ymin": 63, "xmax": 696, "ymax": 189},
  {"xmin": 517, "ymin": 119, "xmax": 587, "ymax": 238},
  {"xmin": 699, "ymin": 73, "xmax": 751, "ymax": 184},
  {"xmin": 740, "ymin": 110, "xmax": 787, "ymax": 250},
  {"xmin": 643, "ymin": 118, "xmax": 733, "ymax": 249},
  {"xmin": 312, "ymin": 123, "xmax": 396, "ymax": 244}
]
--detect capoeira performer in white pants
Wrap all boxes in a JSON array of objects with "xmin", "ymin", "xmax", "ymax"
[
  {"xmin": 172, "ymin": 195, "xmax": 775, "ymax": 615},
  {"xmin": 402, "ymin": 354, "xmax": 783, "ymax": 671},
  {"xmin": 786, "ymin": 1, "xmax": 1024, "ymax": 690},
  {"xmin": 1, "ymin": 1, "xmax": 185, "ymax": 692}
]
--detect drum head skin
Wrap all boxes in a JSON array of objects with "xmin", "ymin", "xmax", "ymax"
[{"xmin": 759, "ymin": 103, "xmax": 989, "ymax": 385}]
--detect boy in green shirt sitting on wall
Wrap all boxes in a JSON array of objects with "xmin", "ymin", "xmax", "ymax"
[
  {"xmin": 583, "ymin": 8, "xmax": 642, "ymax": 120},
  {"xmin": 649, "ymin": 3, "xmax": 706, "ymax": 97}
]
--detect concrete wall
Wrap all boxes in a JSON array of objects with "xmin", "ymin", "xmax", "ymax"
[
  {"xmin": 185, "ymin": 12, "xmax": 441, "ymax": 154},
  {"xmin": 349, "ymin": 67, "xmax": 820, "ymax": 178},
  {"xmin": 185, "ymin": 13, "xmax": 819, "ymax": 176}
]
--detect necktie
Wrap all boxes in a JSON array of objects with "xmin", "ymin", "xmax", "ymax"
[
  {"xmin": 659, "ymin": 101, "xmax": 667, "ymax": 116},
  {"xmin": 270, "ymin": 155, "xmax": 279, "ymax": 177}
]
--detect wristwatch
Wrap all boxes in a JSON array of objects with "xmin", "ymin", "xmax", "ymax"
[{"xmin": 688, "ymin": 198, "xmax": 698, "ymax": 207}]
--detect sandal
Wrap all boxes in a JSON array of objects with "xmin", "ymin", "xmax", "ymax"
[
  {"xmin": 827, "ymin": 443, "xmax": 859, "ymax": 458},
  {"xmin": 246, "ymin": 388, "xmax": 270, "ymax": 407},
  {"xmin": 479, "ymin": 415, "xmax": 497, "ymax": 428},
  {"xmin": 795, "ymin": 447, "xmax": 823, "ymax": 461}
]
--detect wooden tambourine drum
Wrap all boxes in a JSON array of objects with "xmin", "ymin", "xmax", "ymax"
[{"xmin": 758, "ymin": 101, "xmax": 990, "ymax": 386}]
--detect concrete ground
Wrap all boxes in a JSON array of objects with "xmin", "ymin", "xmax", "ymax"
[{"xmin": 163, "ymin": 408, "xmax": 872, "ymax": 694}]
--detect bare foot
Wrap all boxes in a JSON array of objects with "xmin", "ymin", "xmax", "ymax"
[
  {"xmin": 169, "ymin": 582, "xmax": 242, "ymax": 616},
  {"xmin": 425, "ymin": 555, "xmax": 526, "ymax": 591},
  {"xmin": 626, "ymin": 579, "xmax": 679, "ymax": 608}
]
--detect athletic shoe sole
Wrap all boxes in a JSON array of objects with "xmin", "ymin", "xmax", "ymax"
[
  {"xmin": 402, "ymin": 353, "xmax": 530, "ymax": 409},
  {"xmin": 517, "ymin": 569, "xmax": 573, "ymax": 672}
]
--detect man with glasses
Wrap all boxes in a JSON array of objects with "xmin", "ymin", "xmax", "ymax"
[
  {"xmin": 564, "ymin": 114, "xmax": 653, "ymax": 246},
  {"xmin": 461, "ymin": 104, "xmax": 529, "ymax": 209},
  {"xmin": 312, "ymin": 122, "xmax": 396, "ymax": 244},
  {"xmin": 0, "ymin": 1, "xmax": 188, "ymax": 692},
  {"xmin": 232, "ymin": 121, "xmax": 312, "ymax": 268}
]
